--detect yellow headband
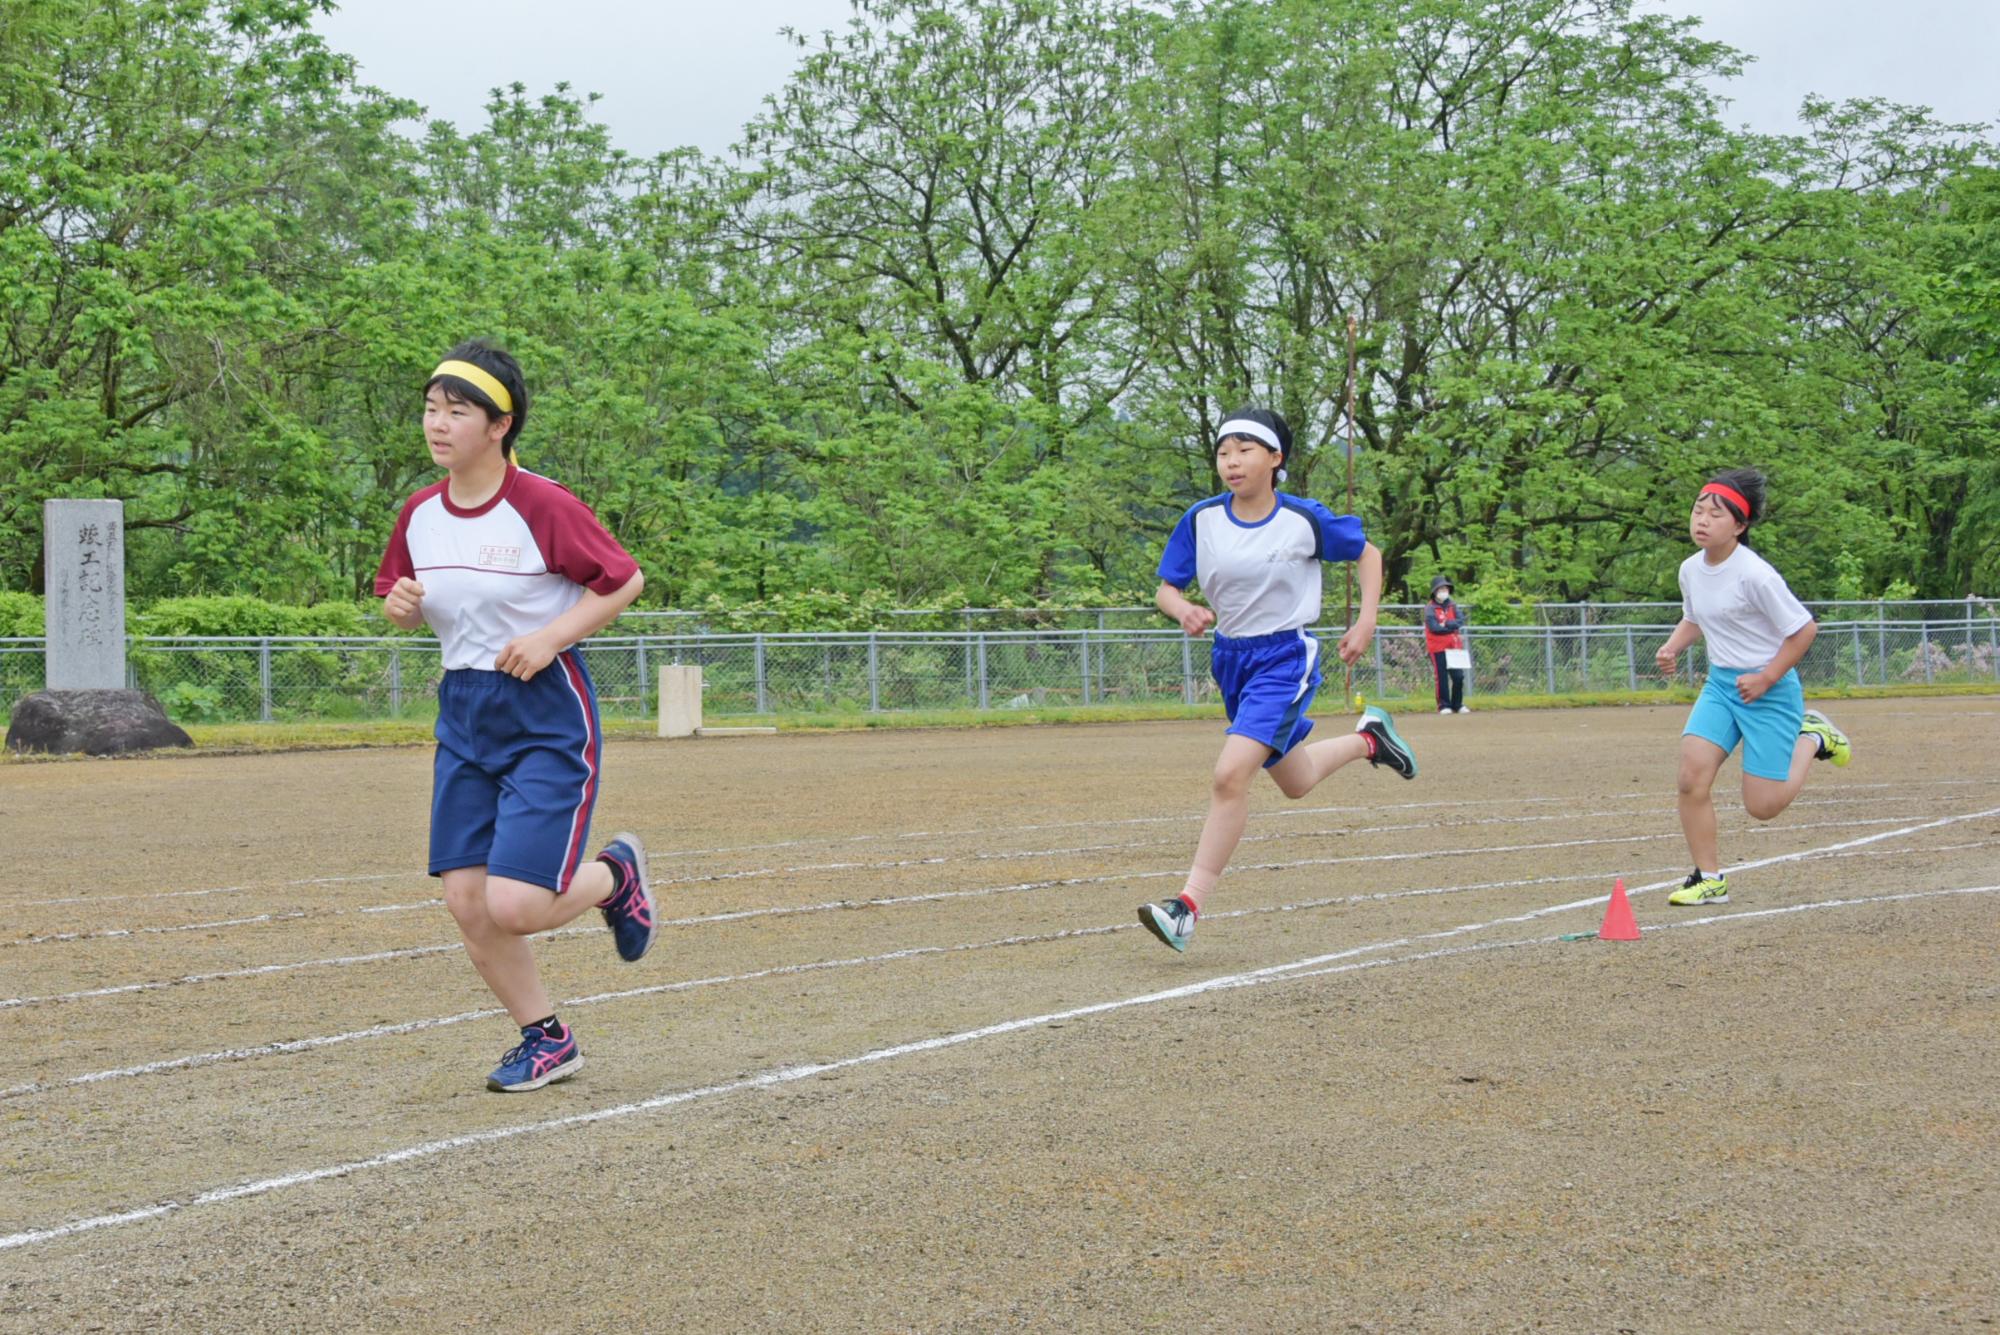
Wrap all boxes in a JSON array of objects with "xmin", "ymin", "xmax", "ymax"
[{"xmin": 430, "ymin": 360, "xmax": 513, "ymax": 414}]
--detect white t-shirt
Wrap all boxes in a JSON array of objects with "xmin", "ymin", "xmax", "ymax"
[
  {"xmin": 375, "ymin": 465, "xmax": 639, "ymax": 671},
  {"xmin": 1678, "ymin": 544, "xmax": 1813, "ymax": 671},
  {"xmin": 1158, "ymin": 494, "xmax": 1366, "ymax": 639}
]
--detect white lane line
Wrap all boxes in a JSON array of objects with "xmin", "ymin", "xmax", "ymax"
[
  {"xmin": 13, "ymin": 797, "xmax": 1594, "ymax": 907},
  {"xmin": 8, "ymin": 812, "xmax": 1995, "ymax": 1012},
  {"xmin": 636, "ymin": 777, "xmax": 1999, "ymax": 859},
  {"xmin": 0, "ymin": 866, "xmax": 1676, "ymax": 1099},
  {"xmin": 11, "ymin": 822, "xmax": 2000, "ymax": 1099},
  {"xmin": 13, "ymin": 872, "xmax": 407, "ymax": 910},
  {"xmin": 1452, "ymin": 808, "xmax": 2000, "ymax": 928},
  {"xmin": 8, "ymin": 797, "xmax": 1893, "ymax": 944},
  {"xmin": 1, "ymin": 913, "xmax": 310, "ymax": 949},
  {"xmin": 13, "ymin": 776, "xmax": 1994, "ymax": 910},
  {"xmin": 0, "ymin": 943, "xmax": 467, "ymax": 1011},
  {"xmin": 10, "ymin": 806, "xmax": 1642, "ymax": 939},
  {"xmin": 654, "ymin": 816, "xmax": 1960, "ymax": 929},
  {"xmin": 642, "ymin": 795, "xmax": 1920, "ymax": 889},
  {"xmin": 5, "ymin": 878, "xmax": 1992, "ymax": 1255}
]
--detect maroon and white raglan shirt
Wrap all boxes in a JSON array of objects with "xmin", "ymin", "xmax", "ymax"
[{"xmin": 374, "ymin": 465, "xmax": 639, "ymax": 671}]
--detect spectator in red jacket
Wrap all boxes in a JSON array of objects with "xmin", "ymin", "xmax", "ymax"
[{"xmin": 1424, "ymin": 575, "xmax": 1468, "ymax": 713}]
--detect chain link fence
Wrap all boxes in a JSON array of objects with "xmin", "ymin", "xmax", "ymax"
[
  {"xmin": 620, "ymin": 598, "xmax": 1998, "ymax": 633},
  {"xmin": 3, "ymin": 609, "xmax": 1996, "ymax": 724}
]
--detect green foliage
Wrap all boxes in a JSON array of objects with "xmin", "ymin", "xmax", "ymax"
[
  {"xmin": 1, "ymin": 0, "xmax": 1993, "ymax": 612},
  {"xmin": 130, "ymin": 596, "xmax": 376, "ymax": 637},
  {"xmin": 1450, "ymin": 573, "xmax": 1540, "ymax": 628},
  {"xmin": 153, "ymin": 681, "xmax": 227, "ymax": 722},
  {"xmin": 0, "ymin": 591, "xmax": 42, "ymax": 636}
]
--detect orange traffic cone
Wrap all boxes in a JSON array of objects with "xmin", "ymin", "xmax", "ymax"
[{"xmin": 1599, "ymin": 877, "xmax": 1640, "ymax": 941}]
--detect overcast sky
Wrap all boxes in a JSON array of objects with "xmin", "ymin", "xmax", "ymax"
[{"xmin": 314, "ymin": 0, "xmax": 1998, "ymax": 160}]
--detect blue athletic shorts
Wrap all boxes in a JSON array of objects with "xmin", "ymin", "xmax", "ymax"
[
  {"xmin": 1211, "ymin": 627, "xmax": 1323, "ymax": 767},
  {"xmin": 430, "ymin": 650, "xmax": 603, "ymax": 892},
  {"xmin": 1683, "ymin": 665, "xmax": 1805, "ymax": 781}
]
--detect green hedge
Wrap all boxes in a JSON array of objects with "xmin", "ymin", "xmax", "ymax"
[{"xmin": 0, "ymin": 594, "xmax": 400, "ymax": 638}]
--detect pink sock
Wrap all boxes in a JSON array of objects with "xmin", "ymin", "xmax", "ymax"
[{"xmin": 1179, "ymin": 868, "xmax": 1219, "ymax": 916}]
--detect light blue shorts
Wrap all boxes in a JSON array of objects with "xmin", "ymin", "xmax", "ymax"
[{"xmin": 1683, "ymin": 666, "xmax": 1805, "ymax": 781}]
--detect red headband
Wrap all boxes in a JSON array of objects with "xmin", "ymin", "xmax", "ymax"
[{"xmin": 1699, "ymin": 482, "xmax": 1750, "ymax": 519}]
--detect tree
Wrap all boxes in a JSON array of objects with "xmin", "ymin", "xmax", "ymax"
[
  {"xmin": 1104, "ymin": 0, "xmax": 1993, "ymax": 600},
  {"xmin": 0, "ymin": 0, "xmax": 412, "ymax": 599}
]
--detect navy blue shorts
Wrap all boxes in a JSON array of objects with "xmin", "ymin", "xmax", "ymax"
[
  {"xmin": 1212, "ymin": 628, "xmax": 1323, "ymax": 767},
  {"xmin": 429, "ymin": 650, "xmax": 602, "ymax": 893}
]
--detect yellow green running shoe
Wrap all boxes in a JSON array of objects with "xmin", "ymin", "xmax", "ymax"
[
  {"xmin": 1668, "ymin": 871, "xmax": 1729, "ymax": 906},
  {"xmin": 1799, "ymin": 709, "xmax": 1851, "ymax": 767}
]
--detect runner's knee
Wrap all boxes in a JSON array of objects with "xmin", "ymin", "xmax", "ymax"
[
  {"xmin": 1743, "ymin": 792, "xmax": 1787, "ymax": 821},
  {"xmin": 484, "ymin": 880, "xmax": 552, "ymax": 935}
]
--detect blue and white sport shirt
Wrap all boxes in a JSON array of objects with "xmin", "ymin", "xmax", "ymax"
[{"xmin": 1157, "ymin": 494, "xmax": 1366, "ymax": 639}]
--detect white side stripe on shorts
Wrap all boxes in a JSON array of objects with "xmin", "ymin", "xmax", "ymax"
[{"xmin": 1293, "ymin": 628, "xmax": 1319, "ymax": 702}]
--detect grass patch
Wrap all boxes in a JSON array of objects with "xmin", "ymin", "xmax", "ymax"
[{"xmin": 3, "ymin": 683, "xmax": 1994, "ymax": 760}]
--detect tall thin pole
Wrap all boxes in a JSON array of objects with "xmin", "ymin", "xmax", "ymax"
[{"xmin": 1345, "ymin": 313, "xmax": 1358, "ymax": 711}]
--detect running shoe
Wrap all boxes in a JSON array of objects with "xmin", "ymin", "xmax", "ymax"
[
  {"xmin": 1357, "ymin": 705, "xmax": 1417, "ymax": 780},
  {"xmin": 487, "ymin": 1023, "xmax": 582, "ymax": 1092},
  {"xmin": 1138, "ymin": 896, "xmax": 1197, "ymax": 952},
  {"xmin": 1667, "ymin": 870, "xmax": 1729, "ymax": 907},
  {"xmin": 1799, "ymin": 709, "xmax": 1851, "ymax": 768},
  {"xmin": 596, "ymin": 832, "xmax": 655, "ymax": 962}
]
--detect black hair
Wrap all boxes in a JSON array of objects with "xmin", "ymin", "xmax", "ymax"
[
  {"xmin": 424, "ymin": 337, "xmax": 528, "ymax": 456},
  {"xmin": 1215, "ymin": 405, "xmax": 1294, "ymax": 460},
  {"xmin": 1701, "ymin": 466, "xmax": 1766, "ymax": 543}
]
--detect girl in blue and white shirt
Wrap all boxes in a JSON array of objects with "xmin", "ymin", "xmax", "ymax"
[{"xmin": 1139, "ymin": 408, "xmax": 1417, "ymax": 953}]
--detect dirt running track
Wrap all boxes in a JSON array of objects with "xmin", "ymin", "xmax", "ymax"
[{"xmin": 2, "ymin": 697, "xmax": 1997, "ymax": 1332}]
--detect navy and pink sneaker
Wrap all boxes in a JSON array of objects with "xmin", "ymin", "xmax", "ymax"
[
  {"xmin": 486, "ymin": 1022, "xmax": 582, "ymax": 1092},
  {"xmin": 595, "ymin": 832, "xmax": 655, "ymax": 962}
]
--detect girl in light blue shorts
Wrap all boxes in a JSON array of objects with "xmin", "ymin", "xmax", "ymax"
[{"xmin": 1655, "ymin": 469, "xmax": 1851, "ymax": 906}]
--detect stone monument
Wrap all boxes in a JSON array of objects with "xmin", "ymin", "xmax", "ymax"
[
  {"xmin": 43, "ymin": 499, "xmax": 126, "ymax": 689},
  {"xmin": 5, "ymin": 500, "xmax": 191, "ymax": 755}
]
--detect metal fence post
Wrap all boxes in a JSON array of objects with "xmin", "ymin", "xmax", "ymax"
[
  {"xmin": 1991, "ymin": 614, "xmax": 1998, "ymax": 682},
  {"xmin": 94, "ymin": 605, "xmax": 1986, "ymax": 725},
  {"xmin": 259, "ymin": 638, "xmax": 273, "ymax": 723},
  {"xmin": 1878, "ymin": 604, "xmax": 1887, "ymax": 682}
]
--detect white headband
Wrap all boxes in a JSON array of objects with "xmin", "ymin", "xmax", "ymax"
[{"xmin": 1216, "ymin": 418, "xmax": 1283, "ymax": 453}]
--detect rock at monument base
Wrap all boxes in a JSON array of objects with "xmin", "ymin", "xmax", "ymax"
[{"xmin": 6, "ymin": 690, "xmax": 194, "ymax": 756}]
